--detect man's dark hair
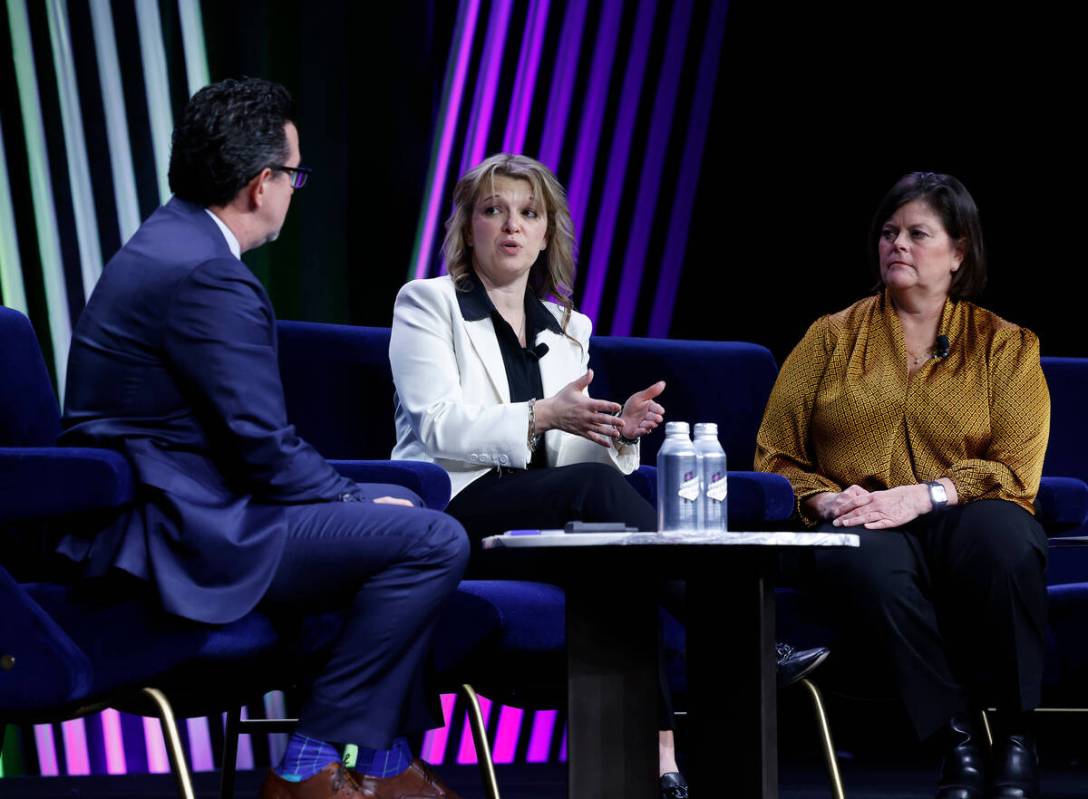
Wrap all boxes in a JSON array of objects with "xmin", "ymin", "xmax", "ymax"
[
  {"xmin": 869, "ymin": 171, "xmax": 987, "ymax": 300},
  {"xmin": 168, "ymin": 77, "xmax": 295, "ymax": 207}
]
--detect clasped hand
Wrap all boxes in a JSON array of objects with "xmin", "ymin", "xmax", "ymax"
[
  {"xmin": 810, "ymin": 484, "xmax": 930, "ymax": 529},
  {"xmin": 534, "ymin": 370, "xmax": 666, "ymax": 448}
]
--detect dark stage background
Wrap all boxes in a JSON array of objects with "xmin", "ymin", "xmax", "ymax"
[{"xmin": 207, "ymin": 1, "xmax": 1086, "ymax": 365}]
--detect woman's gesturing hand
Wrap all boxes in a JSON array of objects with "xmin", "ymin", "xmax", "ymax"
[
  {"xmin": 618, "ymin": 381, "xmax": 666, "ymax": 441},
  {"xmin": 533, "ymin": 369, "xmax": 623, "ymax": 447}
]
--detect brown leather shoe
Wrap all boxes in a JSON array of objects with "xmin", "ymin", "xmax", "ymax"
[
  {"xmin": 353, "ymin": 758, "xmax": 464, "ymax": 798},
  {"xmin": 260, "ymin": 762, "xmax": 366, "ymax": 798}
]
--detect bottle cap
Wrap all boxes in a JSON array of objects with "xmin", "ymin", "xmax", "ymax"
[
  {"xmin": 665, "ymin": 421, "xmax": 690, "ymax": 435},
  {"xmin": 693, "ymin": 422, "xmax": 718, "ymax": 436}
]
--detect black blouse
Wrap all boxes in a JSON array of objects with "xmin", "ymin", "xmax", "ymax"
[{"xmin": 456, "ymin": 272, "xmax": 563, "ymax": 469}]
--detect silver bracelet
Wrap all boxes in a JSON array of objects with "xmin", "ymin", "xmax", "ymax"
[{"xmin": 527, "ymin": 398, "xmax": 541, "ymax": 453}]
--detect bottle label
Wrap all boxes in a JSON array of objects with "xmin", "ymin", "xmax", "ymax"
[
  {"xmin": 678, "ymin": 470, "xmax": 700, "ymax": 501},
  {"xmin": 706, "ymin": 472, "xmax": 727, "ymax": 502}
]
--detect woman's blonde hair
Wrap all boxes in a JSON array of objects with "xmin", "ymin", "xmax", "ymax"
[{"xmin": 443, "ymin": 153, "xmax": 578, "ymax": 331}]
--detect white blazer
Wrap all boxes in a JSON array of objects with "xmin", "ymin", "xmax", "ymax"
[{"xmin": 389, "ymin": 275, "xmax": 639, "ymax": 499}]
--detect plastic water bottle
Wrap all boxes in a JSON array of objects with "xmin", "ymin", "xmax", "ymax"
[
  {"xmin": 657, "ymin": 422, "xmax": 701, "ymax": 532},
  {"xmin": 693, "ymin": 422, "xmax": 728, "ymax": 531}
]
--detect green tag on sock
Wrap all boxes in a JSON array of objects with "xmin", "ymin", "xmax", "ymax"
[{"xmin": 341, "ymin": 743, "xmax": 358, "ymax": 769}]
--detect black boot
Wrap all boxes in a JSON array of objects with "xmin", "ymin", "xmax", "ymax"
[
  {"xmin": 935, "ymin": 713, "xmax": 987, "ymax": 799},
  {"xmin": 989, "ymin": 712, "xmax": 1039, "ymax": 799}
]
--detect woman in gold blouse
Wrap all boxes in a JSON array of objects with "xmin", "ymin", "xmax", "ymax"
[{"xmin": 757, "ymin": 172, "xmax": 1049, "ymax": 799}]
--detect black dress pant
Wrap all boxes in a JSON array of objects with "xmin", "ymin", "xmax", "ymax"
[
  {"xmin": 446, "ymin": 463, "xmax": 680, "ymax": 729},
  {"xmin": 784, "ymin": 499, "xmax": 1047, "ymax": 740},
  {"xmin": 261, "ymin": 483, "xmax": 470, "ymax": 748}
]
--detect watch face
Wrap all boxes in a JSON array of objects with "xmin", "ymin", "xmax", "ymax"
[{"xmin": 930, "ymin": 482, "xmax": 948, "ymax": 503}]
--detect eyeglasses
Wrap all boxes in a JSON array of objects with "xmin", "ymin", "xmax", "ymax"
[{"xmin": 270, "ymin": 165, "xmax": 312, "ymax": 189}]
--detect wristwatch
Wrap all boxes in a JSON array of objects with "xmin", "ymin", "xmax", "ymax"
[{"xmin": 925, "ymin": 480, "xmax": 948, "ymax": 511}]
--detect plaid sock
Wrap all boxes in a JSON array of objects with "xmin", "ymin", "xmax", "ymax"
[
  {"xmin": 353, "ymin": 736, "xmax": 413, "ymax": 778},
  {"xmin": 273, "ymin": 733, "xmax": 341, "ymax": 782}
]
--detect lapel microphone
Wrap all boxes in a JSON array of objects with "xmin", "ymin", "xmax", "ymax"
[
  {"xmin": 527, "ymin": 342, "xmax": 550, "ymax": 360},
  {"xmin": 935, "ymin": 335, "xmax": 950, "ymax": 359}
]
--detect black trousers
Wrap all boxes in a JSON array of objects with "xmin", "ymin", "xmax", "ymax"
[
  {"xmin": 784, "ymin": 499, "xmax": 1047, "ymax": 740},
  {"xmin": 260, "ymin": 483, "xmax": 469, "ymax": 748},
  {"xmin": 446, "ymin": 463, "xmax": 680, "ymax": 729}
]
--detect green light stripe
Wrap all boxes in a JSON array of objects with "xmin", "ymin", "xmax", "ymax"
[
  {"xmin": 0, "ymin": 114, "xmax": 29, "ymax": 313},
  {"xmin": 7, "ymin": 0, "xmax": 71, "ymax": 396},
  {"xmin": 89, "ymin": 0, "xmax": 140, "ymax": 243},
  {"xmin": 177, "ymin": 0, "xmax": 209, "ymax": 97},
  {"xmin": 47, "ymin": 0, "xmax": 102, "ymax": 301},
  {"xmin": 134, "ymin": 0, "xmax": 173, "ymax": 204}
]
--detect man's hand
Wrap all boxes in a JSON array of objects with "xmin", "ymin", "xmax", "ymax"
[
  {"xmin": 832, "ymin": 484, "xmax": 931, "ymax": 529},
  {"xmin": 804, "ymin": 485, "xmax": 871, "ymax": 522},
  {"xmin": 373, "ymin": 496, "xmax": 415, "ymax": 507}
]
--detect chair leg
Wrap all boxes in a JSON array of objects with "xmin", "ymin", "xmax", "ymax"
[
  {"xmin": 220, "ymin": 705, "xmax": 242, "ymax": 799},
  {"xmin": 140, "ymin": 687, "xmax": 196, "ymax": 799},
  {"xmin": 460, "ymin": 684, "xmax": 501, "ymax": 799},
  {"xmin": 980, "ymin": 709, "xmax": 993, "ymax": 748},
  {"xmin": 798, "ymin": 678, "xmax": 846, "ymax": 799}
]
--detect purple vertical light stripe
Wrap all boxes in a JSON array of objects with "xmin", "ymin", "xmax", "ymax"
[
  {"xmin": 611, "ymin": 0, "xmax": 694, "ymax": 336},
  {"xmin": 143, "ymin": 716, "xmax": 169, "ymax": 774},
  {"xmin": 525, "ymin": 709, "xmax": 557, "ymax": 763},
  {"xmin": 101, "ymin": 709, "xmax": 127, "ymax": 775},
  {"xmin": 491, "ymin": 705, "xmax": 524, "ymax": 764},
  {"xmin": 580, "ymin": 0, "xmax": 658, "ymax": 322},
  {"xmin": 455, "ymin": 695, "xmax": 493, "ymax": 764},
  {"xmin": 33, "ymin": 725, "xmax": 59, "ymax": 776},
  {"xmin": 186, "ymin": 717, "xmax": 214, "ymax": 772},
  {"xmin": 420, "ymin": 693, "xmax": 457, "ymax": 765},
  {"xmin": 649, "ymin": 0, "xmax": 729, "ymax": 337},
  {"xmin": 502, "ymin": 0, "xmax": 550, "ymax": 154},
  {"xmin": 566, "ymin": 0, "xmax": 623, "ymax": 248},
  {"xmin": 236, "ymin": 706, "xmax": 254, "ymax": 771},
  {"xmin": 538, "ymin": 0, "xmax": 588, "ymax": 172},
  {"xmin": 559, "ymin": 725, "xmax": 567, "ymax": 762},
  {"xmin": 60, "ymin": 719, "xmax": 90, "ymax": 775},
  {"xmin": 458, "ymin": 0, "xmax": 514, "ymax": 176},
  {"xmin": 412, "ymin": 0, "xmax": 482, "ymax": 280}
]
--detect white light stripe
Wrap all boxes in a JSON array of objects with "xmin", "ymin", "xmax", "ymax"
[
  {"xmin": 89, "ymin": 0, "xmax": 141, "ymax": 243},
  {"xmin": 47, "ymin": 0, "xmax": 103, "ymax": 301},
  {"xmin": 7, "ymin": 0, "xmax": 71, "ymax": 396},
  {"xmin": 134, "ymin": 0, "xmax": 173, "ymax": 204},
  {"xmin": 177, "ymin": 0, "xmax": 209, "ymax": 97},
  {"xmin": 0, "ymin": 113, "xmax": 29, "ymax": 313}
]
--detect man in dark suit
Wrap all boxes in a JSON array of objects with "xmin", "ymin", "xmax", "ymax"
[{"xmin": 59, "ymin": 78, "xmax": 469, "ymax": 799}]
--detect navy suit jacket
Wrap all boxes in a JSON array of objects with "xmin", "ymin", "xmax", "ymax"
[{"xmin": 60, "ymin": 198, "xmax": 355, "ymax": 623}]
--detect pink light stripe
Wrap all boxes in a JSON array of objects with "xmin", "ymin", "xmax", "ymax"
[
  {"xmin": 143, "ymin": 716, "xmax": 169, "ymax": 774},
  {"xmin": 420, "ymin": 693, "xmax": 457, "ymax": 765},
  {"xmin": 458, "ymin": 0, "xmax": 514, "ymax": 178},
  {"xmin": 566, "ymin": 0, "xmax": 623, "ymax": 253},
  {"xmin": 491, "ymin": 705, "xmax": 524, "ymax": 764},
  {"xmin": 33, "ymin": 724, "xmax": 59, "ymax": 776},
  {"xmin": 186, "ymin": 717, "xmax": 213, "ymax": 772},
  {"xmin": 100, "ymin": 709, "xmax": 127, "ymax": 775},
  {"xmin": 412, "ymin": 0, "xmax": 482, "ymax": 280},
  {"xmin": 502, "ymin": 0, "xmax": 551, "ymax": 154},
  {"xmin": 538, "ymin": 0, "xmax": 587, "ymax": 172},
  {"xmin": 525, "ymin": 709, "xmax": 557, "ymax": 763},
  {"xmin": 60, "ymin": 719, "xmax": 90, "ymax": 775},
  {"xmin": 580, "ymin": 0, "xmax": 657, "ymax": 322},
  {"xmin": 455, "ymin": 695, "xmax": 492, "ymax": 764}
]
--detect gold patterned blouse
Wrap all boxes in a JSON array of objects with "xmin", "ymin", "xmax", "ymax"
[{"xmin": 755, "ymin": 290, "xmax": 1050, "ymax": 524}]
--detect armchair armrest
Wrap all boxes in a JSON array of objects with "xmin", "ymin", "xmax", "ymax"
[
  {"xmin": 0, "ymin": 447, "xmax": 135, "ymax": 523},
  {"xmin": 329, "ymin": 460, "xmax": 451, "ymax": 510}
]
